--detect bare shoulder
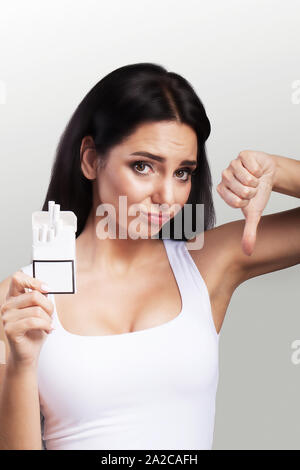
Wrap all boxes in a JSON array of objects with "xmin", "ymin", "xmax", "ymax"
[
  {"xmin": 186, "ymin": 221, "xmax": 244, "ymax": 299},
  {"xmin": 0, "ymin": 275, "xmax": 13, "ymax": 367},
  {"xmin": 185, "ymin": 221, "xmax": 246, "ymax": 334}
]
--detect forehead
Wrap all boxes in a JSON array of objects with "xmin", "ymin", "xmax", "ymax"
[{"xmin": 121, "ymin": 121, "xmax": 198, "ymax": 157}]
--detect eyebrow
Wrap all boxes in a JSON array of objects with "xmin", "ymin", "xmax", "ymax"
[{"xmin": 129, "ymin": 151, "xmax": 197, "ymax": 167}]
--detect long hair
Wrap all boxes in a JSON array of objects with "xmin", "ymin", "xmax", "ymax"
[{"xmin": 42, "ymin": 63, "xmax": 216, "ymax": 240}]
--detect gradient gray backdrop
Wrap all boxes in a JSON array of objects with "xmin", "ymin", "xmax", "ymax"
[{"xmin": 0, "ymin": 0, "xmax": 299, "ymax": 450}]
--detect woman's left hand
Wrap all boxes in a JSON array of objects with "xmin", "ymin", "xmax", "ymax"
[{"xmin": 216, "ymin": 150, "xmax": 277, "ymax": 256}]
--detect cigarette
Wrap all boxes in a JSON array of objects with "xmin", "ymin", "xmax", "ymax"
[
  {"xmin": 47, "ymin": 227, "xmax": 55, "ymax": 242},
  {"xmin": 53, "ymin": 204, "xmax": 60, "ymax": 225},
  {"xmin": 48, "ymin": 201, "xmax": 55, "ymax": 227},
  {"xmin": 54, "ymin": 218, "xmax": 63, "ymax": 237},
  {"xmin": 41, "ymin": 224, "xmax": 48, "ymax": 243}
]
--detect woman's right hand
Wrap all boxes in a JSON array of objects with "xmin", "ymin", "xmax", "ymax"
[{"xmin": 0, "ymin": 271, "xmax": 54, "ymax": 369}]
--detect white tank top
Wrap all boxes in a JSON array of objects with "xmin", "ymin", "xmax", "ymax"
[{"xmin": 20, "ymin": 238, "xmax": 220, "ymax": 450}]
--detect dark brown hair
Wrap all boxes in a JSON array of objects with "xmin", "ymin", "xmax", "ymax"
[{"xmin": 42, "ymin": 62, "xmax": 216, "ymax": 240}]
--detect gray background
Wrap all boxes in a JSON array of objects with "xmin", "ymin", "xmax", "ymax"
[{"xmin": 0, "ymin": 0, "xmax": 299, "ymax": 449}]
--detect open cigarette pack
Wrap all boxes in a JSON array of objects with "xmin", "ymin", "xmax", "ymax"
[{"xmin": 32, "ymin": 201, "xmax": 77, "ymax": 294}]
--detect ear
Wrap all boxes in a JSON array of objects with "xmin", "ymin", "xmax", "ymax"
[{"xmin": 80, "ymin": 136, "xmax": 99, "ymax": 180}]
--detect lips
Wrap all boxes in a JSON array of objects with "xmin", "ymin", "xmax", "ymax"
[{"xmin": 141, "ymin": 211, "xmax": 170, "ymax": 223}]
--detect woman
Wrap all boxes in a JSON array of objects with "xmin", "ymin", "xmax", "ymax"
[{"xmin": 0, "ymin": 63, "xmax": 299, "ymax": 450}]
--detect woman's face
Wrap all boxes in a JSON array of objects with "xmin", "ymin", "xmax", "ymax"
[{"xmin": 92, "ymin": 121, "xmax": 198, "ymax": 239}]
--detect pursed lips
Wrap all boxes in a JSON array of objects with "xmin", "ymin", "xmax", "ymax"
[{"xmin": 141, "ymin": 211, "xmax": 171, "ymax": 222}]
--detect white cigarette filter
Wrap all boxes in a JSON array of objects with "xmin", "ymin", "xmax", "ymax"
[
  {"xmin": 48, "ymin": 200, "xmax": 55, "ymax": 227},
  {"xmin": 32, "ymin": 201, "xmax": 77, "ymax": 294},
  {"xmin": 41, "ymin": 224, "xmax": 48, "ymax": 243},
  {"xmin": 53, "ymin": 203, "xmax": 60, "ymax": 224}
]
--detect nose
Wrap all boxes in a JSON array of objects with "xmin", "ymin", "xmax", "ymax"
[{"xmin": 151, "ymin": 176, "xmax": 176, "ymax": 211}]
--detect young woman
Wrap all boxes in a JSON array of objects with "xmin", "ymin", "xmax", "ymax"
[{"xmin": 0, "ymin": 63, "xmax": 299, "ymax": 450}]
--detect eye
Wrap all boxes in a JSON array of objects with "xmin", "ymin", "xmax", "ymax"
[
  {"xmin": 175, "ymin": 168, "xmax": 194, "ymax": 182},
  {"xmin": 131, "ymin": 160, "xmax": 197, "ymax": 181},
  {"xmin": 131, "ymin": 161, "xmax": 152, "ymax": 175}
]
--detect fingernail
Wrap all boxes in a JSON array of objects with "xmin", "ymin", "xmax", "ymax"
[{"xmin": 41, "ymin": 284, "xmax": 50, "ymax": 292}]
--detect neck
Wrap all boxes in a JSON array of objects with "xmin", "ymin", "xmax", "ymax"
[{"xmin": 75, "ymin": 205, "xmax": 163, "ymax": 277}]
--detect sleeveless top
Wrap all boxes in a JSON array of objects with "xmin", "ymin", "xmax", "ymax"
[{"xmin": 20, "ymin": 238, "xmax": 220, "ymax": 450}]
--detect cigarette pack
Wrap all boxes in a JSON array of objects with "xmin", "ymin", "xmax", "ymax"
[{"xmin": 32, "ymin": 201, "xmax": 77, "ymax": 294}]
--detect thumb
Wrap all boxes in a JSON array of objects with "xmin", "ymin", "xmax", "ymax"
[{"xmin": 241, "ymin": 210, "xmax": 262, "ymax": 256}]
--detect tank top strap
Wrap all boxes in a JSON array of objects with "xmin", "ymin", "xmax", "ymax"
[
  {"xmin": 162, "ymin": 238, "xmax": 218, "ymax": 339},
  {"xmin": 162, "ymin": 237, "xmax": 208, "ymax": 299}
]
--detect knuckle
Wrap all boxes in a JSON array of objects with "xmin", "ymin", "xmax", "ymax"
[
  {"xmin": 233, "ymin": 197, "xmax": 241, "ymax": 207},
  {"xmin": 239, "ymin": 150, "xmax": 248, "ymax": 158},
  {"xmin": 27, "ymin": 317, "xmax": 39, "ymax": 328},
  {"xmin": 221, "ymin": 169, "xmax": 229, "ymax": 180},
  {"xmin": 217, "ymin": 185, "xmax": 224, "ymax": 196},
  {"xmin": 0, "ymin": 302, "xmax": 8, "ymax": 316},
  {"xmin": 242, "ymin": 187, "xmax": 251, "ymax": 198},
  {"xmin": 12, "ymin": 271, "xmax": 22, "ymax": 283},
  {"xmin": 253, "ymin": 166, "xmax": 261, "ymax": 176},
  {"xmin": 32, "ymin": 306, "xmax": 43, "ymax": 318},
  {"xmin": 30, "ymin": 290, "xmax": 40, "ymax": 303},
  {"xmin": 1, "ymin": 312, "xmax": 8, "ymax": 325},
  {"xmin": 12, "ymin": 269, "xmax": 24, "ymax": 282}
]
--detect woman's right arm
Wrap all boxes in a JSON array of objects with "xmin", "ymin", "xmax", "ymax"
[{"xmin": 0, "ymin": 272, "xmax": 53, "ymax": 450}]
